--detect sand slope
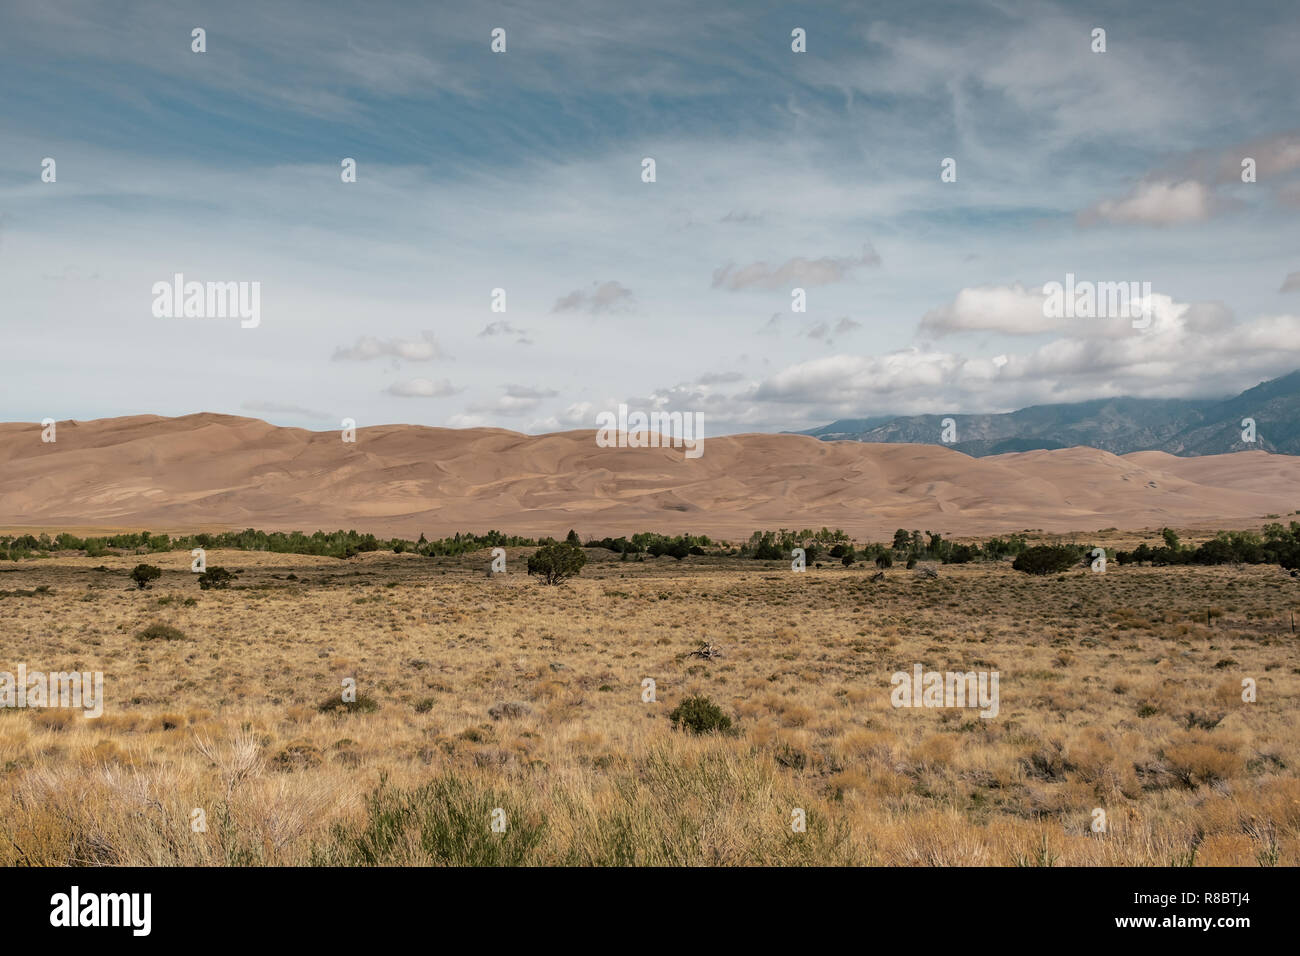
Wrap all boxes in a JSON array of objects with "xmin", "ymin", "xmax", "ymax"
[{"xmin": 2, "ymin": 413, "xmax": 1299, "ymax": 539}]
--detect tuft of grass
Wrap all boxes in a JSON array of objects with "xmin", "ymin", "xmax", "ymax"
[{"xmin": 312, "ymin": 773, "xmax": 546, "ymax": 866}]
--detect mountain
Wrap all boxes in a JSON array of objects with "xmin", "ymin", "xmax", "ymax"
[
  {"xmin": 3, "ymin": 413, "xmax": 1300, "ymax": 540},
  {"xmin": 797, "ymin": 370, "xmax": 1300, "ymax": 457}
]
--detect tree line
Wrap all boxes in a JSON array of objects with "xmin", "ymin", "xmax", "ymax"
[{"xmin": 3, "ymin": 522, "xmax": 1298, "ymax": 571}]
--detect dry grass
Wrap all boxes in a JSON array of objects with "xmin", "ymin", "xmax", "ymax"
[{"xmin": 0, "ymin": 545, "xmax": 1297, "ymax": 866}]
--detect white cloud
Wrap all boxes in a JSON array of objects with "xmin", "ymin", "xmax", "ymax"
[
  {"xmin": 385, "ymin": 378, "xmax": 460, "ymax": 398},
  {"xmin": 1080, "ymin": 180, "xmax": 1215, "ymax": 226},
  {"xmin": 920, "ymin": 284, "xmax": 1054, "ymax": 337},
  {"xmin": 526, "ymin": 401, "xmax": 595, "ymax": 432},
  {"xmin": 334, "ymin": 331, "xmax": 448, "ymax": 362},
  {"xmin": 750, "ymin": 295, "xmax": 1300, "ymax": 416},
  {"xmin": 467, "ymin": 384, "xmax": 559, "ymax": 416}
]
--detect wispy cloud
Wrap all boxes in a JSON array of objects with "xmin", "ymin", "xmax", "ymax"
[
  {"xmin": 478, "ymin": 320, "xmax": 533, "ymax": 344},
  {"xmin": 551, "ymin": 281, "xmax": 634, "ymax": 314},
  {"xmin": 468, "ymin": 384, "xmax": 559, "ymax": 416},
  {"xmin": 333, "ymin": 331, "xmax": 449, "ymax": 362},
  {"xmin": 712, "ymin": 244, "xmax": 880, "ymax": 291},
  {"xmin": 241, "ymin": 400, "xmax": 336, "ymax": 421},
  {"xmin": 385, "ymin": 378, "xmax": 460, "ymax": 398}
]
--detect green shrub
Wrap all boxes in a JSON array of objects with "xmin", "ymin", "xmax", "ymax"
[
  {"xmin": 137, "ymin": 622, "xmax": 186, "ymax": 641},
  {"xmin": 526, "ymin": 542, "xmax": 587, "ymax": 585},
  {"xmin": 197, "ymin": 567, "xmax": 234, "ymax": 590},
  {"xmin": 130, "ymin": 564, "xmax": 162, "ymax": 590},
  {"xmin": 319, "ymin": 693, "xmax": 380, "ymax": 714},
  {"xmin": 1012, "ymin": 545, "xmax": 1079, "ymax": 575},
  {"xmin": 668, "ymin": 695, "xmax": 733, "ymax": 735}
]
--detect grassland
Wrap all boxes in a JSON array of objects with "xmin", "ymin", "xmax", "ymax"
[{"xmin": 1, "ymin": 538, "xmax": 1297, "ymax": 866}]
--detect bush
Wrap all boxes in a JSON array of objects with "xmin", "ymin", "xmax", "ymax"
[
  {"xmin": 197, "ymin": 567, "xmax": 234, "ymax": 590},
  {"xmin": 137, "ymin": 622, "xmax": 186, "ymax": 641},
  {"xmin": 130, "ymin": 564, "xmax": 162, "ymax": 590},
  {"xmin": 945, "ymin": 543, "xmax": 977, "ymax": 564},
  {"xmin": 527, "ymin": 542, "xmax": 587, "ymax": 585},
  {"xmin": 875, "ymin": 552, "xmax": 893, "ymax": 569},
  {"xmin": 663, "ymin": 540, "xmax": 691, "ymax": 560},
  {"xmin": 668, "ymin": 695, "xmax": 733, "ymax": 735},
  {"xmin": 1012, "ymin": 546, "xmax": 1078, "ymax": 575},
  {"xmin": 319, "ymin": 693, "xmax": 380, "ymax": 714}
]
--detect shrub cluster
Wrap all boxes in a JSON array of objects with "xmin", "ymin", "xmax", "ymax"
[{"xmin": 1115, "ymin": 524, "xmax": 1300, "ymax": 569}]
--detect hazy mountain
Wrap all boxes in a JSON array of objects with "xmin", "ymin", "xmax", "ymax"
[{"xmin": 798, "ymin": 370, "xmax": 1300, "ymax": 457}]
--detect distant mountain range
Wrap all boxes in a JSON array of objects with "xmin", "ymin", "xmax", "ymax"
[{"xmin": 797, "ymin": 370, "xmax": 1300, "ymax": 457}]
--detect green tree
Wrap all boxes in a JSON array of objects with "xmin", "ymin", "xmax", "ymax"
[
  {"xmin": 130, "ymin": 564, "xmax": 162, "ymax": 590},
  {"xmin": 527, "ymin": 542, "xmax": 587, "ymax": 585}
]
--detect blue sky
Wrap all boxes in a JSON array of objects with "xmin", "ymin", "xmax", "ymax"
[{"xmin": 2, "ymin": 0, "xmax": 1298, "ymax": 434}]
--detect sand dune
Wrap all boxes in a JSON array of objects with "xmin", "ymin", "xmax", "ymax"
[{"xmin": 2, "ymin": 413, "xmax": 1299, "ymax": 539}]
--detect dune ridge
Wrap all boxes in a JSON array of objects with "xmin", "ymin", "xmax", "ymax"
[{"xmin": 2, "ymin": 413, "xmax": 1299, "ymax": 539}]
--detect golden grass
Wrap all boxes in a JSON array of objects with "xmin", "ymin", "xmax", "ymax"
[{"xmin": 0, "ymin": 545, "xmax": 1296, "ymax": 866}]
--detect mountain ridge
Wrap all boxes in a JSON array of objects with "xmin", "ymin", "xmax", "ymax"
[{"xmin": 797, "ymin": 370, "xmax": 1300, "ymax": 457}]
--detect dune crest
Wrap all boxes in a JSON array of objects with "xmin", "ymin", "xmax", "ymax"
[{"xmin": 3, "ymin": 414, "xmax": 1299, "ymax": 538}]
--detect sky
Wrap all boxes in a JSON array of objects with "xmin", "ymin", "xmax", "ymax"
[{"xmin": 2, "ymin": 0, "xmax": 1298, "ymax": 436}]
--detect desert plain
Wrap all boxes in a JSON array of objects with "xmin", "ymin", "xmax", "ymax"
[{"xmin": 0, "ymin": 535, "xmax": 1296, "ymax": 866}]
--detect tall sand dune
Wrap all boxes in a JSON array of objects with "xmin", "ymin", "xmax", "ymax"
[{"xmin": 2, "ymin": 413, "xmax": 1299, "ymax": 539}]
